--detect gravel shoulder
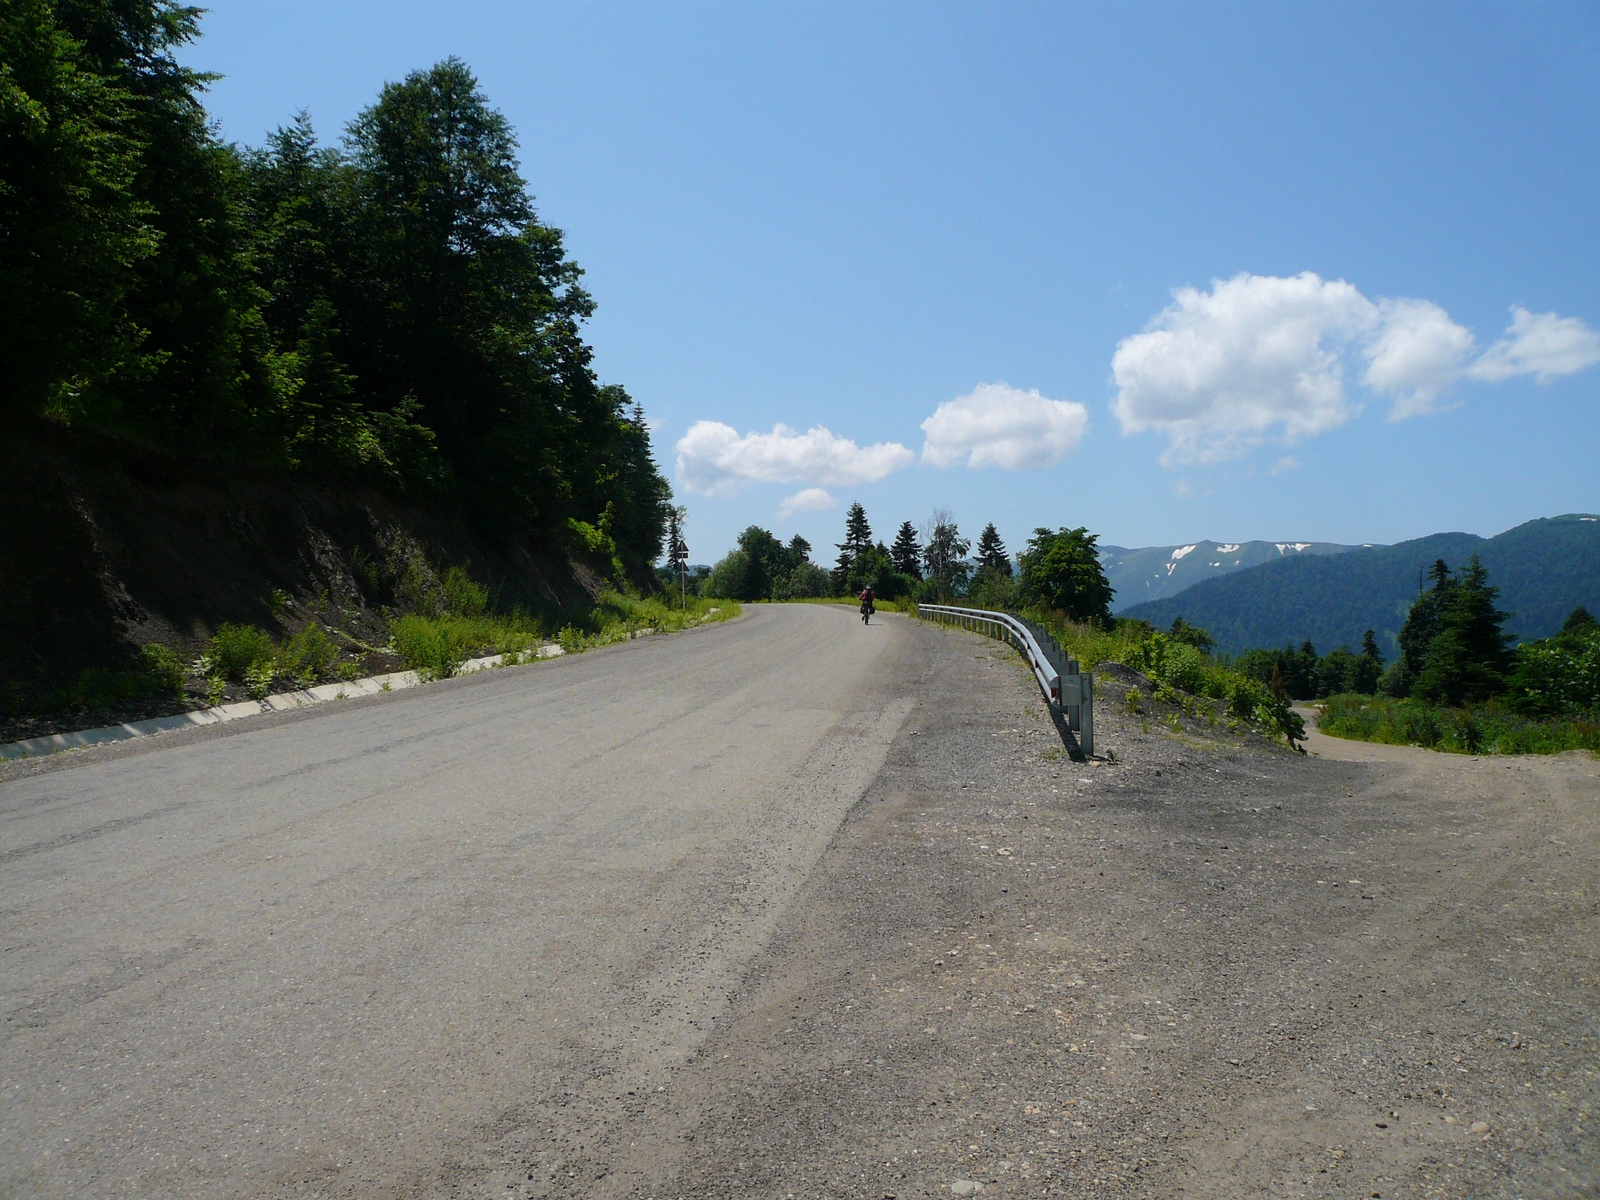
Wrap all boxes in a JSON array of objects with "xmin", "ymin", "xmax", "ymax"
[{"xmin": 566, "ymin": 618, "xmax": 1599, "ymax": 1200}]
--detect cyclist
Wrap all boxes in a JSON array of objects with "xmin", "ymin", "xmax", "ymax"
[{"xmin": 858, "ymin": 584, "xmax": 876, "ymax": 624}]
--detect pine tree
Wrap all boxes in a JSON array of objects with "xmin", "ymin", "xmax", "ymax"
[
  {"xmin": 1414, "ymin": 553, "xmax": 1514, "ymax": 705},
  {"xmin": 788, "ymin": 534, "xmax": 811, "ymax": 563},
  {"xmin": 1361, "ymin": 629, "xmax": 1383, "ymax": 664},
  {"xmin": 664, "ymin": 505, "xmax": 688, "ymax": 606},
  {"xmin": 1390, "ymin": 559, "xmax": 1455, "ymax": 696},
  {"xmin": 889, "ymin": 521, "xmax": 922, "ymax": 579},
  {"xmin": 833, "ymin": 502, "xmax": 874, "ymax": 590},
  {"xmin": 1562, "ymin": 606, "xmax": 1598, "ymax": 635},
  {"xmin": 974, "ymin": 523, "xmax": 1012, "ymax": 577},
  {"xmin": 1347, "ymin": 628, "xmax": 1384, "ymax": 694}
]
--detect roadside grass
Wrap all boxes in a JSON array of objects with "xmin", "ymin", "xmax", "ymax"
[
  {"xmin": 391, "ymin": 592, "xmax": 737, "ymax": 680},
  {"xmin": 7, "ymin": 592, "xmax": 737, "ymax": 725},
  {"xmin": 1317, "ymin": 693, "xmax": 1600, "ymax": 756},
  {"xmin": 3, "ymin": 563, "xmax": 737, "ymax": 733}
]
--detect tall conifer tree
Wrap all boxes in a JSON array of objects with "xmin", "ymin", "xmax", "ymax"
[{"xmin": 889, "ymin": 521, "xmax": 922, "ymax": 579}]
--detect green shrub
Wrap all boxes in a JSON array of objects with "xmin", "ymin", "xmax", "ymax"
[
  {"xmin": 383, "ymin": 591, "xmax": 737, "ymax": 680},
  {"xmin": 1505, "ymin": 629, "xmax": 1600, "ymax": 717},
  {"xmin": 390, "ymin": 615, "xmax": 482, "ymax": 680},
  {"xmin": 135, "ymin": 643, "xmax": 187, "ymax": 695},
  {"xmin": 1017, "ymin": 610, "xmax": 1304, "ymax": 746},
  {"xmin": 207, "ymin": 624, "xmax": 278, "ymax": 680},
  {"xmin": 278, "ymin": 625, "xmax": 338, "ymax": 685},
  {"xmin": 441, "ymin": 566, "xmax": 489, "ymax": 616},
  {"xmin": 242, "ymin": 661, "xmax": 276, "ymax": 700}
]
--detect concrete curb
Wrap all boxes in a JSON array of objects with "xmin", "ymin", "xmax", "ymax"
[{"xmin": 0, "ymin": 644, "xmax": 565, "ymax": 762}]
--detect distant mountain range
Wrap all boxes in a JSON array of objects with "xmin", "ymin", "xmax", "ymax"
[
  {"xmin": 1116, "ymin": 515, "xmax": 1600, "ymax": 656},
  {"xmin": 1101, "ymin": 539, "xmax": 1371, "ymax": 611}
]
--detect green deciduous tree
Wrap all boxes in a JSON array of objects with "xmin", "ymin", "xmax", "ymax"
[
  {"xmin": 0, "ymin": 8, "xmax": 672, "ymax": 580},
  {"xmin": 1505, "ymin": 607, "xmax": 1600, "ymax": 717},
  {"xmin": 0, "ymin": 0, "xmax": 160, "ymax": 418},
  {"xmin": 1018, "ymin": 527, "xmax": 1113, "ymax": 624},
  {"xmin": 921, "ymin": 513, "xmax": 971, "ymax": 602}
]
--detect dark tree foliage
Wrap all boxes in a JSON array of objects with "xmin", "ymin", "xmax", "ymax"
[
  {"xmin": 1235, "ymin": 638, "xmax": 1382, "ymax": 701},
  {"xmin": 832, "ymin": 502, "xmax": 874, "ymax": 590},
  {"xmin": 829, "ymin": 507, "xmax": 911, "ymax": 597},
  {"xmin": 704, "ymin": 526, "xmax": 836, "ymax": 601},
  {"xmin": 1561, "ymin": 606, "xmax": 1597, "ymax": 635},
  {"xmin": 1018, "ymin": 527, "xmax": 1112, "ymax": 624},
  {"xmin": 1, "ymin": 7, "xmax": 670, "ymax": 576},
  {"xmin": 1, "ymin": 0, "xmax": 162, "ymax": 417},
  {"xmin": 1388, "ymin": 559, "xmax": 1455, "ymax": 695},
  {"xmin": 1412, "ymin": 554, "xmax": 1514, "ymax": 706},
  {"xmin": 1505, "ymin": 606, "xmax": 1600, "ymax": 717},
  {"xmin": 1361, "ymin": 629, "xmax": 1383, "ymax": 664},
  {"xmin": 974, "ymin": 523, "xmax": 1012, "ymax": 578},
  {"xmin": 1167, "ymin": 617, "xmax": 1214, "ymax": 651},
  {"xmin": 889, "ymin": 521, "xmax": 922, "ymax": 580}
]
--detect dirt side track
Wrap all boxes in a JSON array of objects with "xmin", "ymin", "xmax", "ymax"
[{"xmin": 523, "ymin": 619, "xmax": 1599, "ymax": 1200}]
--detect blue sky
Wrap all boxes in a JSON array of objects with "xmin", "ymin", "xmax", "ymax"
[{"xmin": 188, "ymin": 1, "xmax": 1600, "ymax": 562}]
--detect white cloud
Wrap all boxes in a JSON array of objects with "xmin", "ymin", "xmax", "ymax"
[
  {"xmin": 675, "ymin": 421, "xmax": 914, "ymax": 495},
  {"xmin": 1363, "ymin": 298, "xmax": 1476, "ymax": 420},
  {"xmin": 1468, "ymin": 306, "xmax": 1600, "ymax": 383},
  {"xmin": 1269, "ymin": 455, "xmax": 1300, "ymax": 475},
  {"xmin": 920, "ymin": 382, "xmax": 1089, "ymax": 470},
  {"xmin": 1111, "ymin": 272, "xmax": 1373, "ymax": 464},
  {"xmin": 776, "ymin": 487, "xmax": 837, "ymax": 521},
  {"xmin": 1112, "ymin": 273, "xmax": 1600, "ymax": 461}
]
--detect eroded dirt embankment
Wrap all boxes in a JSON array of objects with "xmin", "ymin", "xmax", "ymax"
[
  {"xmin": 503, "ymin": 619, "xmax": 1598, "ymax": 1200},
  {"xmin": 1, "ymin": 421, "xmax": 601, "ymax": 740}
]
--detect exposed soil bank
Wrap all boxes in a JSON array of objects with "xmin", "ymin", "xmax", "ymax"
[{"xmin": 1, "ymin": 421, "xmax": 603, "ymax": 740}]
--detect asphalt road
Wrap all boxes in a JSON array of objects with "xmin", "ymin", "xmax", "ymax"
[
  {"xmin": 0, "ymin": 604, "xmax": 918, "ymax": 1198},
  {"xmin": 7, "ymin": 607, "xmax": 1596, "ymax": 1200}
]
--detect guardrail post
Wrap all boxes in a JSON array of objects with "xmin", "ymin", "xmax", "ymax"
[{"xmin": 1080, "ymin": 671, "xmax": 1094, "ymax": 758}]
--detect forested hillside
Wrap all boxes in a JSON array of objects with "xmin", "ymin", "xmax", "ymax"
[
  {"xmin": 1122, "ymin": 516, "xmax": 1600, "ymax": 655},
  {"xmin": 1, "ymin": 2, "xmax": 668, "ymax": 565},
  {"xmin": 1101, "ymin": 538, "xmax": 1367, "ymax": 610},
  {"xmin": 1, "ymin": 2, "xmax": 680, "ymax": 729}
]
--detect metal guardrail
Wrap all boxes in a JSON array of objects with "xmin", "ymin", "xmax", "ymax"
[{"xmin": 916, "ymin": 604, "xmax": 1094, "ymax": 756}]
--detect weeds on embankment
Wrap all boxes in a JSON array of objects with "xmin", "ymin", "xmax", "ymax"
[
  {"xmin": 391, "ymin": 592, "xmax": 736, "ymax": 680},
  {"xmin": 1317, "ymin": 693, "xmax": 1600, "ymax": 756},
  {"xmin": 2, "ymin": 584, "xmax": 738, "ymax": 739},
  {"xmin": 1020, "ymin": 611, "xmax": 1306, "ymax": 747}
]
